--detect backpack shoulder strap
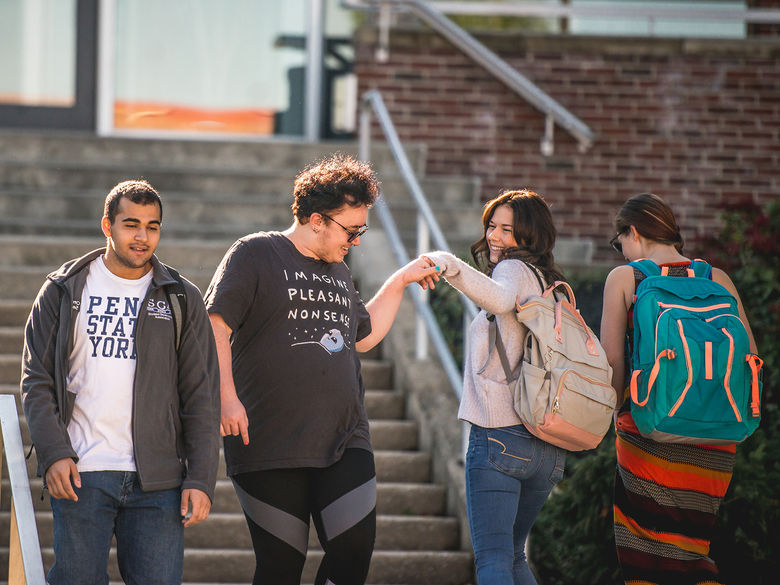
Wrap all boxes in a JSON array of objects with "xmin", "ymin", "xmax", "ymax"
[
  {"xmin": 477, "ymin": 317, "xmax": 517, "ymax": 383},
  {"xmin": 520, "ymin": 260, "xmax": 545, "ymax": 294},
  {"xmin": 164, "ymin": 266, "xmax": 187, "ymax": 353},
  {"xmin": 628, "ymin": 259, "xmax": 661, "ymax": 278},
  {"xmin": 480, "ymin": 260, "xmax": 543, "ymax": 382},
  {"xmin": 689, "ymin": 259, "xmax": 713, "ymax": 280}
]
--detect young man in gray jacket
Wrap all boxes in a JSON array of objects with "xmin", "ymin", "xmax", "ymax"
[{"xmin": 21, "ymin": 179, "xmax": 220, "ymax": 585}]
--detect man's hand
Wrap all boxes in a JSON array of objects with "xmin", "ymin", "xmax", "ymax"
[
  {"xmin": 45, "ymin": 458, "xmax": 81, "ymax": 501},
  {"xmin": 220, "ymin": 395, "xmax": 249, "ymax": 445},
  {"xmin": 210, "ymin": 313, "xmax": 249, "ymax": 445},
  {"xmin": 400, "ymin": 257, "xmax": 441, "ymax": 290},
  {"xmin": 181, "ymin": 488, "xmax": 211, "ymax": 527}
]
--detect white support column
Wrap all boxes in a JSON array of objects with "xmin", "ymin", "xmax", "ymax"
[
  {"xmin": 95, "ymin": 0, "xmax": 117, "ymax": 136},
  {"xmin": 305, "ymin": 0, "xmax": 325, "ymax": 141},
  {"xmin": 376, "ymin": 2, "xmax": 392, "ymax": 63}
]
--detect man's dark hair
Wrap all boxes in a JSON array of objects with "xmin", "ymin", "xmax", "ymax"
[
  {"xmin": 291, "ymin": 153, "xmax": 379, "ymax": 223},
  {"xmin": 104, "ymin": 179, "xmax": 163, "ymax": 224}
]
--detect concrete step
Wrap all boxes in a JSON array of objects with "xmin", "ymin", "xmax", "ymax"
[
  {"xmin": 0, "ymin": 188, "xmax": 292, "ymax": 236},
  {"xmin": 0, "ymin": 235, "xmax": 231, "ymax": 271},
  {"xmin": 2, "ymin": 427, "xmax": 426, "ymax": 483},
  {"xmin": 0, "ymin": 265, "xmax": 215, "ymax": 300},
  {"xmin": 202, "ymin": 480, "xmax": 448, "ymax": 518},
  {"xmin": 0, "ymin": 162, "xmax": 478, "ymax": 207},
  {"xmin": 0, "ymin": 383, "xmax": 403, "ymax": 421},
  {"xmin": 364, "ymin": 389, "xmax": 405, "ymax": 420},
  {"xmin": 4, "ymin": 548, "xmax": 474, "ymax": 584},
  {"xmin": 0, "ymin": 328, "xmax": 21, "ymax": 355},
  {"xmin": 7, "ymin": 447, "xmax": 432, "ymax": 492},
  {"xmin": 0, "ymin": 301, "xmax": 33, "ymax": 327},
  {"xmin": 0, "ymin": 397, "xmax": 407, "ymax": 454},
  {"xmin": 212, "ymin": 450, "xmax": 431, "ymax": 486},
  {"xmin": 0, "ymin": 511, "xmax": 460, "ymax": 552},
  {"xmin": 0, "ymin": 130, "xmax": 427, "ymax": 177},
  {"xmin": 0, "ymin": 345, "xmax": 392, "ymax": 389},
  {"xmin": 0, "ymin": 356, "xmax": 20, "ymax": 388},
  {"xmin": 3, "ymin": 478, "xmax": 447, "ymax": 518}
]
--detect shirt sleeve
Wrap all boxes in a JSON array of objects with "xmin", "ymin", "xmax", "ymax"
[
  {"xmin": 203, "ymin": 239, "xmax": 259, "ymax": 333},
  {"xmin": 427, "ymin": 254, "xmax": 539, "ymax": 316},
  {"xmin": 354, "ymin": 294, "xmax": 372, "ymax": 343}
]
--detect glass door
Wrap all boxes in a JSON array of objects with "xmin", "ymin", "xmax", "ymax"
[
  {"xmin": 107, "ymin": 0, "xmax": 308, "ymax": 138},
  {"xmin": 0, "ymin": 0, "xmax": 97, "ymax": 129}
]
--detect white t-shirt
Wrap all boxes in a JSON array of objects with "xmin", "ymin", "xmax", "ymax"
[{"xmin": 67, "ymin": 256, "xmax": 153, "ymax": 472}]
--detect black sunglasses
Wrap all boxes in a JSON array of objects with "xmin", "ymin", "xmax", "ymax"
[
  {"xmin": 610, "ymin": 228, "xmax": 628, "ymax": 254},
  {"xmin": 321, "ymin": 213, "xmax": 368, "ymax": 243}
]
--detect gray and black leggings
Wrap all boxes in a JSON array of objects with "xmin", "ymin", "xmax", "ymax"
[{"xmin": 232, "ymin": 448, "xmax": 376, "ymax": 585}]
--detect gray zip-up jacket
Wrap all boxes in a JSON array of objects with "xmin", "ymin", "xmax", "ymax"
[{"xmin": 21, "ymin": 249, "xmax": 220, "ymax": 499}]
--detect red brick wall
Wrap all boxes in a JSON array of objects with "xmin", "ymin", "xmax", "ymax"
[
  {"xmin": 749, "ymin": 1, "xmax": 780, "ymax": 38},
  {"xmin": 354, "ymin": 28, "xmax": 780, "ymax": 263}
]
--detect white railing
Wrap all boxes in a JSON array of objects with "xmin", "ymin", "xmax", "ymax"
[
  {"xmin": 346, "ymin": 0, "xmax": 780, "ymax": 25},
  {"xmin": 359, "ymin": 89, "xmax": 478, "ymax": 399},
  {"xmin": 0, "ymin": 395, "xmax": 45, "ymax": 584},
  {"xmin": 344, "ymin": 0, "xmax": 596, "ymax": 154},
  {"xmin": 427, "ymin": 1, "xmax": 780, "ymax": 24}
]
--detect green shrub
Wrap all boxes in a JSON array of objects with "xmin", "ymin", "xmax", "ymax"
[
  {"xmin": 529, "ymin": 432, "xmax": 621, "ymax": 585},
  {"xmin": 694, "ymin": 199, "xmax": 779, "ymax": 408},
  {"xmin": 429, "ymin": 280, "xmax": 467, "ymax": 371}
]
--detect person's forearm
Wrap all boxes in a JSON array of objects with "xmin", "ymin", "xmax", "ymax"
[
  {"xmin": 209, "ymin": 315, "xmax": 241, "ymax": 400},
  {"xmin": 356, "ymin": 272, "xmax": 406, "ymax": 352}
]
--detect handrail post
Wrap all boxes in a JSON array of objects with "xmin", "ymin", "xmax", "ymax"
[
  {"xmin": 359, "ymin": 90, "xmax": 467, "ymax": 396},
  {"xmin": 0, "ymin": 395, "xmax": 45, "ymax": 584},
  {"xmin": 376, "ymin": 1, "xmax": 392, "ymax": 62},
  {"xmin": 359, "ymin": 89, "xmax": 476, "ymax": 460},
  {"xmin": 305, "ymin": 0, "xmax": 325, "ymax": 141},
  {"xmin": 415, "ymin": 213, "xmax": 430, "ymax": 360},
  {"xmin": 359, "ymin": 99, "xmax": 372, "ymax": 162}
]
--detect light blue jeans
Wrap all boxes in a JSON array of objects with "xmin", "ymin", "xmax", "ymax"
[
  {"xmin": 48, "ymin": 471, "xmax": 184, "ymax": 585},
  {"xmin": 466, "ymin": 424, "xmax": 565, "ymax": 585}
]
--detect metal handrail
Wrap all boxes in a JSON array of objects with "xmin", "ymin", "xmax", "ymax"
[
  {"xmin": 429, "ymin": 1, "xmax": 780, "ymax": 23},
  {"xmin": 0, "ymin": 395, "xmax": 45, "ymax": 584},
  {"xmin": 343, "ymin": 0, "xmax": 596, "ymax": 152},
  {"xmin": 346, "ymin": 0, "xmax": 780, "ymax": 24},
  {"xmin": 359, "ymin": 89, "xmax": 478, "ymax": 399}
]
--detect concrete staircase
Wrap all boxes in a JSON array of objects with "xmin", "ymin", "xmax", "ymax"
[{"xmin": 0, "ymin": 130, "xmax": 475, "ymax": 584}]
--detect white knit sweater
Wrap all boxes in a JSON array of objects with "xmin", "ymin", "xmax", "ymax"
[{"xmin": 424, "ymin": 252, "xmax": 545, "ymax": 428}]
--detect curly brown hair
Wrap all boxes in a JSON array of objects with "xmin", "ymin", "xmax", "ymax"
[{"xmin": 291, "ymin": 153, "xmax": 379, "ymax": 223}]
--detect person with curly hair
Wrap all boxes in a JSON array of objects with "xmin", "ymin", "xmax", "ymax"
[{"xmin": 205, "ymin": 153, "xmax": 439, "ymax": 585}]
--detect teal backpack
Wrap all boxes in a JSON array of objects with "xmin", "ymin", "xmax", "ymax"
[{"xmin": 629, "ymin": 259, "xmax": 763, "ymax": 444}]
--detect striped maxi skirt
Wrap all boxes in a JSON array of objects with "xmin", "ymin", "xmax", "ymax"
[{"xmin": 613, "ymin": 413, "xmax": 736, "ymax": 585}]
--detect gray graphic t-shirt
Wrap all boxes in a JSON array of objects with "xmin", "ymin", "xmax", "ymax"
[{"xmin": 204, "ymin": 232, "xmax": 372, "ymax": 474}]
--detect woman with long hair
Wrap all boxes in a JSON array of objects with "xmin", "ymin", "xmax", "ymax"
[
  {"xmin": 422, "ymin": 189, "xmax": 567, "ymax": 584},
  {"xmin": 600, "ymin": 192, "xmax": 757, "ymax": 584}
]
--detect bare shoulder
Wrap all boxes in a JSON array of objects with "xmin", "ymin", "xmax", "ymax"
[
  {"xmin": 711, "ymin": 266, "xmax": 739, "ymax": 295},
  {"xmin": 602, "ymin": 265, "xmax": 635, "ymax": 311},
  {"xmin": 605, "ymin": 264, "xmax": 635, "ymax": 289}
]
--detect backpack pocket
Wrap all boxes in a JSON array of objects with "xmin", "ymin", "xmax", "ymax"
[
  {"xmin": 632, "ymin": 307, "xmax": 758, "ymax": 442},
  {"xmin": 551, "ymin": 369, "xmax": 616, "ymax": 438},
  {"xmin": 514, "ymin": 361, "xmax": 550, "ymax": 428}
]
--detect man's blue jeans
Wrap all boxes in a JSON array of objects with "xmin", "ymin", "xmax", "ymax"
[
  {"xmin": 466, "ymin": 424, "xmax": 565, "ymax": 585},
  {"xmin": 48, "ymin": 471, "xmax": 183, "ymax": 585}
]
